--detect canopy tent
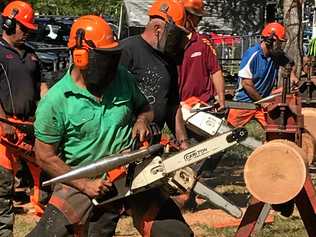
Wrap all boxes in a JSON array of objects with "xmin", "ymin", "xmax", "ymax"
[
  {"xmin": 118, "ymin": 0, "xmax": 153, "ymax": 38},
  {"xmin": 118, "ymin": 0, "xmax": 233, "ymax": 38},
  {"xmin": 122, "ymin": 0, "xmax": 153, "ymax": 27}
]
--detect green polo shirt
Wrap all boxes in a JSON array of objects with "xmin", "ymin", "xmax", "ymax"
[{"xmin": 34, "ymin": 65, "xmax": 148, "ymax": 167}]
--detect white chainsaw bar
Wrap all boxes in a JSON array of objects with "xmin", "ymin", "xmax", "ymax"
[
  {"xmin": 193, "ymin": 181, "xmax": 243, "ymax": 218},
  {"xmin": 93, "ymin": 128, "xmax": 247, "ymax": 214}
]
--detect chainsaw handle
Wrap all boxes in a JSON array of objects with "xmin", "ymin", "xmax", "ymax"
[
  {"xmin": 131, "ymin": 123, "xmax": 161, "ymax": 151},
  {"xmin": 131, "ymin": 136, "xmax": 149, "ymax": 151}
]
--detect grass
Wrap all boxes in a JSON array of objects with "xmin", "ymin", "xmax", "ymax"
[
  {"xmin": 14, "ymin": 214, "xmax": 37, "ymax": 237},
  {"xmin": 13, "ymin": 120, "xmax": 311, "ymax": 236},
  {"xmin": 190, "ymin": 215, "xmax": 307, "ymax": 237},
  {"xmin": 15, "ymin": 212, "xmax": 308, "ymax": 237},
  {"xmin": 244, "ymin": 120, "xmax": 265, "ymax": 141}
]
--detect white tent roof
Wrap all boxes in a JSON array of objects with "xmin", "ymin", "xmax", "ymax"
[
  {"xmin": 121, "ymin": 0, "xmax": 232, "ymax": 33},
  {"xmin": 123, "ymin": 0, "xmax": 154, "ymax": 27}
]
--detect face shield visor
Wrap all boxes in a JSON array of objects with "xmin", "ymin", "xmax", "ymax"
[
  {"xmin": 82, "ymin": 48, "xmax": 122, "ymax": 93},
  {"xmin": 265, "ymin": 32, "xmax": 286, "ymax": 59},
  {"xmin": 157, "ymin": 20, "xmax": 189, "ymax": 64}
]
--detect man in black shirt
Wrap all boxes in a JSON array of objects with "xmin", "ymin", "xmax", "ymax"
[
  {"xmin": 0, "ymin": 2, "xmax": 46, "ymax": 236},
  {"xmin": 120, "ymin": 0, "xmax": 190, "ymax": 150},
  {"xmin": 85, "ymin": 1, "xmax": 194, "ymax": 237}
]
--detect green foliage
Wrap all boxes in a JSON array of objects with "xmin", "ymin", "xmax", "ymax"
[
  {"xmin": 307, "ymin": 38, "xmax": 316, "ymax": 56},
  {"xmin": 29, "ymin": 0, "xmax": 122, "ymax": 21}
]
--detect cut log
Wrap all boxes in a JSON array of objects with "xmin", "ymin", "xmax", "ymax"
[
  {"xmin": 302, "ymin": 132, "xmax": 316, "ymax": 165},
  {"xmin": 244, "ymin": 139, "xmax": 307, "ymax": 204},
  {"xmin": 302, "ymin": 108, "xmax": 316, "ymax": 140}
]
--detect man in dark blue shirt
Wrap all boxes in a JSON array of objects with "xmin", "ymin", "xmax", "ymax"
[{"xmin": 228, "ymin": 22, "xmax": 297, "ymax": 128}]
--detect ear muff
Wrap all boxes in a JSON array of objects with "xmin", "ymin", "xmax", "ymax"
[
  {"xmin": 2, "ymin": 9, "xmax": 19, "ymax": 35},
  {"xmin": 73, "ymin": 28, "xmax": 89, "ymax": 70}
]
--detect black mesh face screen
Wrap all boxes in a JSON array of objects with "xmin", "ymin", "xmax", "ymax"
[
  {"xmin": 163, "ymin": 22, "xmax": 188, "ymax": 64},
  {"xmin": 82, "ymin": 49, "xmax": 122, "ymax": 89}
]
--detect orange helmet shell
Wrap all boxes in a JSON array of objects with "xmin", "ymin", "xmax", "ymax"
[
  {"xmin": 148, "ymin": 0, "xmax": 186, "ymax": 27},
  {"xmin": 68, "ymin": 15, "xmax": 119, "ymax": 49},
  {"xmin": 2, "ymin": 0, "xmax": 37, "ymax": 30},
  {"xmin": 261, "ymin": 22, "xmax": 286, "ymax": 41},
  {"xmin": 183, "ymin": 0, "xmax": 206, "ymax": 16}
]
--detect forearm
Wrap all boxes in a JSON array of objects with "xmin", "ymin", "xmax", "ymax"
[
  {"xmin": 241, "ymin": 79, "xmax": 262, "ymax": 101},
  {"xmin": 0, "ymin": 103, "xmax": 6, "ymax": 118},
  {"xmin": 35, "ymin": 140, "xmax": 87, "ymax": 191},
  {"xmin": 36, "ymin": 150, "xmax": 70, "ymax": 178},
  {"xmin": 243, "ymin": 85, "xmax": 261, "ymax": 101},
  {"xmin": 0, "ymin": 104, "xmax": 8, "ymax": 131},
  {"xmin": 136, "ymin": 104, "xmax": 154, "ymax": 123},
  {"xmin": 212, "ymin": 70, "xmax": 225, "ymax": 106},
  {"xmin": 290, "ymin": 65, "xmax": 299, "ymax": 85},
  {"xmin": 40, "ymin": 82, "xmax": 48, "ymax": 98},
  {"xmin": 175, "ymin": 106, "xmax": 188, "ymax": 142}
]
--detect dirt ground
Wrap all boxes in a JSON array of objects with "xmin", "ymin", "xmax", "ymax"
[{"xmin": 13, "ymin": 122, "xmax": 313, "ymax": 236}]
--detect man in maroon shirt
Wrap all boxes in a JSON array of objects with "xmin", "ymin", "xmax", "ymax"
[
  {"xmin": 177, "ymin": 0, "xmax": 225, "ymax": 186},
  {"xmin": 178, "ymin": 0, "xmax": 225, "ymax": 109}
]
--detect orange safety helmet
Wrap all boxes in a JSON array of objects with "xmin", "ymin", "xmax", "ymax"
[
  {"xmin": 68, "ymin": 15, "xmax": 120, "ymax": 69},
  {"xmin": 2, "ymin": 0, "xmax": 37, "ymax": 30},
  {"xmin": 183, "ymin": 0, "xmax": 206, "ymax": 17},
  {"xmin": 261, "ymin": 22, "xmax": 286, "ymax": 41},
  {"xmin": 148, "ymin": 0, "xmax": 186, "ymax": 27}
]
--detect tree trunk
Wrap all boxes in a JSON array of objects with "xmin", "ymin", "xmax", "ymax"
[{"xmin": 283, "ymin": 0, "xmax": 304, "ymax": 80}]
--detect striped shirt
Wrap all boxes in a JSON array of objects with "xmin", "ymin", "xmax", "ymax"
[{"xmin": 234, "ymin": 43, "xmax": 278, "ymax": 102}]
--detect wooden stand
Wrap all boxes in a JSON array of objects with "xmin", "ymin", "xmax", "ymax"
[
  {"xmin": 235, "ymin": 175, "xmax": 316, "ymax": 237},
  {"xmin": 235, "ymin": 73, "xmax": 316, "ymax": 236}
]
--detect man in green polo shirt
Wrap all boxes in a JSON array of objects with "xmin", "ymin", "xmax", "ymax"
[
  {"xmin": 26, "ymin": 15, "xmax": 153, "ymax": 236},
  {"xmin": 27, "ymin": 15, "xmax": 193, "ymax": 237}
]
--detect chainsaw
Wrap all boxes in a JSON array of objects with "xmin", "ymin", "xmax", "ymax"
[
  {"xmin": 0, "ymin": 117, "xmax": 35, "ymax": 163},
  {"xmin": 43, "ymin": 127, "xmax": 247, "ymax": 218},
  {"xmin": 0, "ymin": 117, "xmax": 45, "ymax": 215},
  {"xmin": 180, "ymin": 95, "xmax": 281, "ymax": 149}
]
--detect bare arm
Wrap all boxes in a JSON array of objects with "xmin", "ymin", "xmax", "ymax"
[
  {"xmin": 0, "ymin": 103, "xmax": 16, "ymax": 140},
  {"xmin": 0, "ymin": 103, "xmax": 6, "ymax": 118},
  {"xmin": 35, "ymin": 139, "xmax": 85, "ymax": 190},
  {"xmin": 135, "ymin": 104, "xmax": 154, "ymax": 124},
  {"xmin": 290, "ymin": 65, "xmax": 299, "ymax": 85},
  {"xmin": 212, "ymin": 70, "xmax": 225, "ymax": 108},
  {"xmin": 175, "ymin": 106, "xmax": 189, "ymax": 150},
  {"xmin": 40, "ymin": 82, "xmax": 49, "ymax": 97},
  {"xmin": 132, "ymin": 104, "xmax": 154, "ymax": 142},
  {"xmin": 241, "ymin": 78, "xmax": 262, "ymax": 101},
  {"xmin": 35, "ymin": 139, "xmax": 111, "ymax": 197}
]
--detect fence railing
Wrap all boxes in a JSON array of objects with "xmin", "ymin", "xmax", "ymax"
[{"xmin": 210, "ymin": 35, "xmax": 262, "ymax": 76}]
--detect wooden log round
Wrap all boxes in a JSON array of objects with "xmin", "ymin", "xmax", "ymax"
[
  {"xmin": 302, "ymin": 107, "xmax": 316, "ymax": 140},
  {"xmin": 244, "ymin": 139, "xmax": 307, "ymax": 204},
  {"xmin": 302, "ymin": 132, "xmax": 316, "ymax": 165}
]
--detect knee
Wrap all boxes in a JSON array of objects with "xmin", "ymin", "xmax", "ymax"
[{"xmin": 151, "ymin": 219, "xmax": 194, "ymax": 237}]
